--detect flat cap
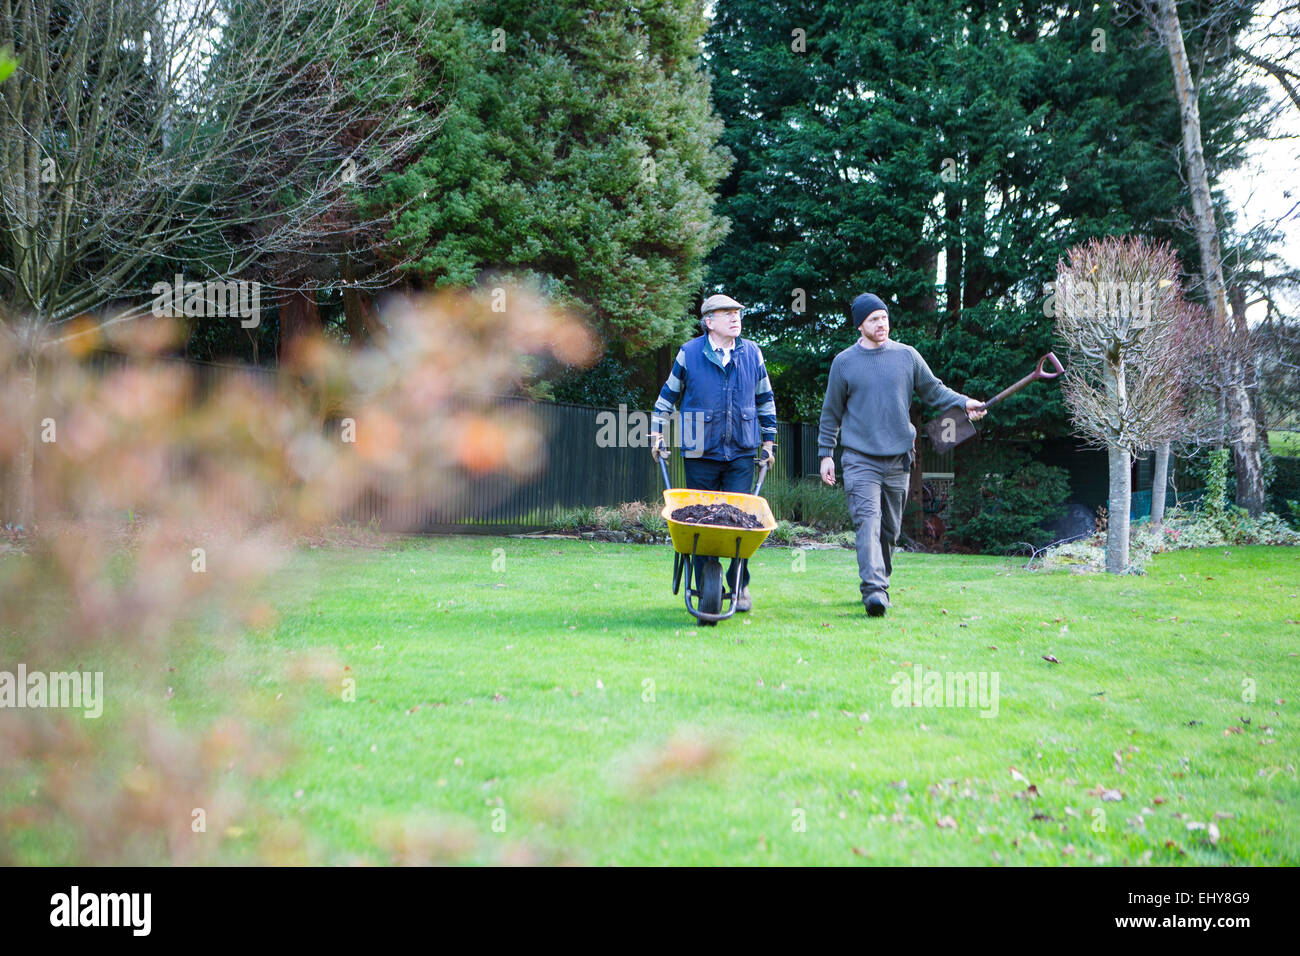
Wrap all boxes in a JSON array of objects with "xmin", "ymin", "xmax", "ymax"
[{"xmin": 700, "ymin": 293, "xmax": 744, "ymax": 315}]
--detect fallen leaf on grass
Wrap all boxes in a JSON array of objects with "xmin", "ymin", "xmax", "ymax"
[
  {"xmin": 1043, "ymin": 654, "xmax": 1060, "ymax": 664},
  {"xmin": 1009, "ymin": 767, "xmax": 1030, "ymax": 785},
  {"xmin": 936, "ymin": 816, "xmax": 958, "ymax": 829},
  {"xmin": 625, "ymin": 731, "xmax": 732, "ymax": 797},
  {"xmin": 1085, "ymin": 784, "xmax": 1123, "ymax": 800}
]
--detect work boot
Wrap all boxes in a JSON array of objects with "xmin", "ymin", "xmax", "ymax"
[
  {"xmin": 736, "ymin": 586, "xmax": 752, "ymax": 613},
  {"xmin": 865, "ymin": 591, "xmax": 889, "ymax": 617}
]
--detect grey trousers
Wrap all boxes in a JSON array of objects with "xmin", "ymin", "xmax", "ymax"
[{"xmin": 842, "ymin": 449, "xmax": 912, "ymax": 599}]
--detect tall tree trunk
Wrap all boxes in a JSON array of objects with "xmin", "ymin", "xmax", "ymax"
[
  {"xmin": 944, "ymin": 189, "xmax": 962, "ymax": 327},
  {"xmin": 1151, "ymin": 442, "xmax": 1170, "ymax": 526},
  {"xmin": 1157, "ymin": 0, "xmax": 1265, "ymax": 514},
  {"xmin": 961, "ymin": 172, "xmax": 987, "ymax": 311},
  {"xmin": 2, "ymin": 351, "xmax": 37, "ymax": 528},
  {"xmin": 1228, "ymin": 283, "xmax": 1266, "ymax": 510},
  {"xmin": 277, "ymin": 287, "xmax": 322, "ymax": 364},
  {"xmin": 901, "ymin": 245, "xmax": 939, "ymax": 320},
  {"xmin": 340, "ymin": 254, "xmax": 377, "ymax": 351},
  {"xmin": 1106, "ymin": 442, "xmax": 1132, "ymax": 573}
]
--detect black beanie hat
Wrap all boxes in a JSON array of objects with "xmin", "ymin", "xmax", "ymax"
[{"xmin": 851, "ymin": 293, "xmax": 889, "ymax": 327}]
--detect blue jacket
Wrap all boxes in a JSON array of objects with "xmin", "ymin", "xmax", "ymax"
[{"xmin": 651, "ymin": 335, "xmax": 778, "ymax": 461}]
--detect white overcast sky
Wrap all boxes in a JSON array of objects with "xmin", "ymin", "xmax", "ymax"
[{"xmin": 1217, "ymin": 0, "xmax": 1299, "ymax": 321}]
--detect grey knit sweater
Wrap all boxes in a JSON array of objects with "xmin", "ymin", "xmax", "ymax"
[{"xmin": 818, "ymin": 340, "xmax": 971, "ymax": 458}]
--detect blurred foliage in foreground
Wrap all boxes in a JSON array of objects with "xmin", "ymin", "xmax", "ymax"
[{"xmin": 0, "ymin": 289, "xmax": 594, "ymax": 864}]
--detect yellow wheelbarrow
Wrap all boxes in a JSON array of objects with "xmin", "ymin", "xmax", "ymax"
[{"xmin": 658, "ymin": 458, "xmax": 777, "ymax": 626}]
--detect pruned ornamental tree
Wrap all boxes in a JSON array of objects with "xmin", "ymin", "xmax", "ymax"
[{"xmin": 1054, "ymin": 236, "xmax": 1193, "ymax": 573}]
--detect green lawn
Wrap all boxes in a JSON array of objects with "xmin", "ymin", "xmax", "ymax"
[
  {"xmin": 1269, "ymin": 430, "xmax": 1300, "ymax": 457},
  {"xmin": 11, "ymin": 537, "xmax": 1300, "ymax": 865}
]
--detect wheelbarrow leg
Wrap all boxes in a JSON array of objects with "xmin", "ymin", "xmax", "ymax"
[{"xmin": 723, "ymin": 538, "xmax": 745, "ymax": 604}]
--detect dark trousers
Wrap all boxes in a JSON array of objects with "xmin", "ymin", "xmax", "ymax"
[{"xmin": 682, "ymin": 455, "xmax": 755, "ymax": 592}]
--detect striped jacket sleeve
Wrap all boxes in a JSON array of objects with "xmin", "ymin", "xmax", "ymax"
[
  {"xmin": 651, "ymin": 346, "xmax": 688, "ymax": 435},
  {"xmin": 755, "ymin": 347, "xmax": 778, "ymax": 442}
]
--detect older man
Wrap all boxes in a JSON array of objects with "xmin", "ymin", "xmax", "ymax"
[
  {"xmin": 819, "ymin": 293, "xmax": 986, "ymax": 617},
  {"xmin": 651, "ymin": 294, "xmax": 776, "ymax": 612}
]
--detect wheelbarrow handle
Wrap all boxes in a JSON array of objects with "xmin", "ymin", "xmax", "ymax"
[
  {"xmin": 660, "ymin": 455, "xmax": 768, "ymax": 493},
  {"xmin": 977, "ymin": 352, "xmax": 1066, "ymax": 411}
]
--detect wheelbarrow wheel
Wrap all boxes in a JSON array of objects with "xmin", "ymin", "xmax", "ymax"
[{"xmin": 698, "ymin": 558, "xmax": 723, "ymax": 626}]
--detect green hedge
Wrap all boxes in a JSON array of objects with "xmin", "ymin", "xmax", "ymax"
[{"xmin": 948, "ymin": 443, "xmax": 1071, "ymax": 554}]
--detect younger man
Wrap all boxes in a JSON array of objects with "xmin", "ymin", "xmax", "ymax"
[{"xmin": 818, "ymin": 293, "xmax": 986, "ymax": 616}]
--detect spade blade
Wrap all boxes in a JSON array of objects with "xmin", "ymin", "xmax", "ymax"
[{"xmin": 925, "ymin": 405, "xmax": 977, "ymax": 454}]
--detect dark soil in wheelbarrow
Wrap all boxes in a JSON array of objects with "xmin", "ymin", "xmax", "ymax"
[{"xmin": 670, "ymin": 503, "xmax": 765, "ymax": 529}]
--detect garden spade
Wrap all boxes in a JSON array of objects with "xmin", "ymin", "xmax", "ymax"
[{"xmin": 924, "ymin": 353, "xmax": 1065, "ymax": 454}]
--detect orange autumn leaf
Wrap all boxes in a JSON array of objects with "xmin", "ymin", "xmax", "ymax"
[{"xmin": 457, "ymin": 417, "xmax": 508, "ymax": 474}]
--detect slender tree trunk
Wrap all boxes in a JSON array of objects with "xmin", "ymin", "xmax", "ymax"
[
  {"xmin": 1102, "ymin": 356, "xmax": 1132, "ymax": 572},
  {"xmin": 944, "ymin": 190, "xmax": 962, "ymax": 327},
  {"xmin": 1151, "ymin": 442, "xmax": 1170, "ymax": 525},
  {"xmin": 1228, "ymin": 284, "xmax": 1266, "ymax": 511},
  {"xmin": 1106, "ymin": 442, "xmax": 1132, "ymax": 573},
  {"xmin": 1156, "ymin": 0, "xmax": 1265, "ymax": 514},
  {"xmin": 962, "ymin": 170, "xmax": 987, "ymax": 311},
  {"xmin": 3, "ymin": 351, "xmax": 37, "ymax": 527}
]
